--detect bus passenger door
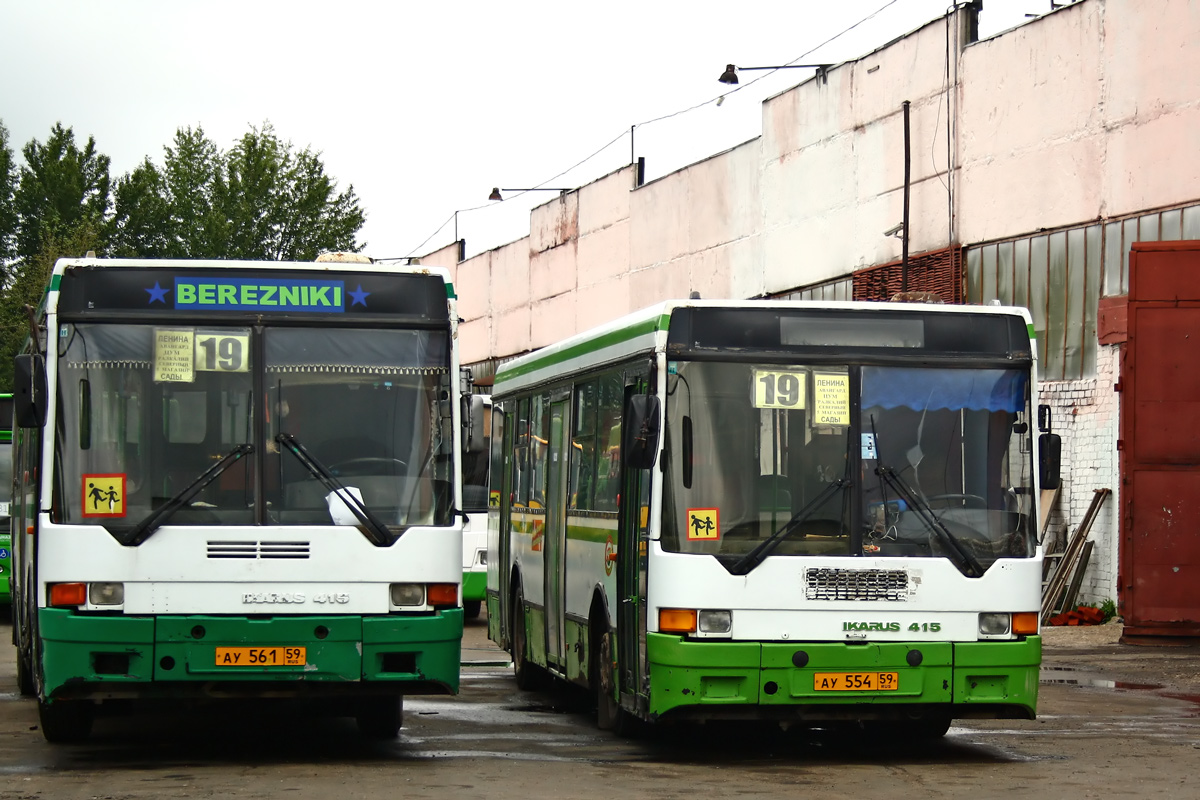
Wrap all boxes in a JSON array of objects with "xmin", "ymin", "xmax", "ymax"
[
  {"xmin": 544, "ymin": 397, "xmax": 570, "ymax": 669},
  {"xmin": 617, "ymin": 378, "xmax": 651, "ymax": 708}
]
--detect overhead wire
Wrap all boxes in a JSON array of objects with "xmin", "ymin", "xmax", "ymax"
[{"xmin": 397, "ymin": 0, "xmax": 905, "ymax": 260}]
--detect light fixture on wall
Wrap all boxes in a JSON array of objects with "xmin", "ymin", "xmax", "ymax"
[
  {"xmin": 718, "ymin": 63, "xmax": 829, "ymax": 85},
  {"xmin": 488, "ymin": 187, "xmax": 570, "ymax": 201}
]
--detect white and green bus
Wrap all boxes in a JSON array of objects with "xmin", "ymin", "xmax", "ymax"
[
  {"xmin": 10, "ymin": 255, "xmax": 472, "ymax": 742},
  {"xmin": 487, "ymin": 299, "xmax": 1055, "ymax": 737},
  {"xmin": 460, "ymin": 393, "xmax": 492, "ymax": 619}
]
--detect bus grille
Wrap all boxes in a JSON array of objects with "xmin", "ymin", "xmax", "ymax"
[
  {"xmin": 805, "ymin": 568, "xmax": 909, "ymax": 601},
  {"xmin": 207, "ymin": 541, "xmax": 311, "ymax": 559}
]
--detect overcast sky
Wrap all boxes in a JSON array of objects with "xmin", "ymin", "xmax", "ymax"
[{"xmin": 0, "ymin": 1, "xmax": 1045, "ymax": 262}]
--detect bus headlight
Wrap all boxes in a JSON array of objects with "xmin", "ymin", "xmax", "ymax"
[
  {"xmin": 88, "ymin": 582, "xmax": 124, "ymax": 605},
  {"xmin": 390, "ymin": 583, "xmax": 425, "ymax": 606},
  {"xmin": 698, "ymin": 610, "xmax": 732, "ymax": 634},
  {"xmin": 979, "ymin": 612, "xmax": 1011, "ymax": 636}
]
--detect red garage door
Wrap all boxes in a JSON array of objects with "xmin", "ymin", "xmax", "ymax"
[{"xmin": 1121, "ymin": 242, "xmax": 1200, "ymax": 640}]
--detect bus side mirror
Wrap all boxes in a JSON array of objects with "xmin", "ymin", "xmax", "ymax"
[
  {"xmin": 463, "ymin": 394, "xmax": 487, "ymax": 454},
  {"xmin": 14, "ymin": 353, "xmax": 47, "ymax": 428},
  {"xmin": 1037, "ymin": 404, "xmax": 1061, "ymax": 490},
  {"xmin": 623, "ymin": 395, "xmax": 660, "ymax": 470}
]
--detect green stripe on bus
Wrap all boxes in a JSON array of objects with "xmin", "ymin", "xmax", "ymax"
[
  {"xmin": 498, "ymin": 312, "xmax": 670, "ymax": 383},
  {"xmin": 1027, "ymin": 323, "xmax": 1035, "ymax": 339},
  {"xmin": 565, "ymin": 520, "xmax": 617, "ymax": 544}
]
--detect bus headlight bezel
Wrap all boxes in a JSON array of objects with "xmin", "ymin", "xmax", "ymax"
[
  {"xmin": 697, "ymin": 609, "xmax": 733, "ymax": 636},
  {"xmin": 978, "ymin": 612, "xmax": 1012, "ymax": 637},
  {"xmin": 389, "ymin": 583, "xmax": 425, "ymax": 607}
]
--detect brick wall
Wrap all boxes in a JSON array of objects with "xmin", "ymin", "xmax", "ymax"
[{"xmin": 1037, "ymin": 344, "xmax": 1120, "ymax": 607}]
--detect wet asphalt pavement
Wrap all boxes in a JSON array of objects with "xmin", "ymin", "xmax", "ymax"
[{"xmin": 0, "ymin": 614, "xmax": 1197, "ymax": 799}]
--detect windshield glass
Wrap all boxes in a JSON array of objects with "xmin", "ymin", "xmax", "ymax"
[
  {"xmin": 860, "ymin": 366, "xmax": 1034, "ymax": 568},
  {"xmin": 661, "ymin": 361, "xmax": 1035, "ymax": 572},
  {"xmin": 661, "ymin": 361, "xmax": 853, "ymax": 557},
  {"xmin": 264, "ymin": 327, "xmax": 453, "ymax": 527},
  {"xmin": 54, "ymin": 322, "xmax": 453, "ymax": 530},
  {"xmin": 57, "ymin": 323, "xmax": 255, "ymax": 526}
]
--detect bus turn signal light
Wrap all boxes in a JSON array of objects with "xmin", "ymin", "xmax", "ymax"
[
  {"xmin": 659, "ymin": 608, "xmax": 697, "ymax": 633},
  {"xmin": 1012, "ymin": 612, "xmax": 1039, "ymax": 635},
  {"xmin": 49, "ymin": 583, "xmax": 87, "ymax": 607},
  {"xmin": 427, "ymin": 583, "xmax": 458, "ymax": 608}
]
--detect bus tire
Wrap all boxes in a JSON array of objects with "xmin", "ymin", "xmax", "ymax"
[
  {"xmin": 594, "ymin": 626, "xmax": 620, "ymax": 730},
  {"xmin": 511, "ymin": 585, "xmax": 544, "ymax": 690},
  {"xmin": 593, "ymin": 626, "xmax": 639, "ymax": 736},
  {"xmin": 38, "ymin": 699, "xmax": 94, "ymax": 744},
  {"xmin": 15, "ymin": 645, "xmax": 34, "ymax": 697},
  {"xmin": 464, "ymin": 600, "xmax": 482, "ymax": 619},
  {"xmin": 355, "ymin": 696, "xmax": 403, "ymax": 739}
]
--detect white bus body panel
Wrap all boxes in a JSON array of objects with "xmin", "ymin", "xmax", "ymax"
[
  {"xmin": 646, "ymin": 541, "xmax": 1042, "ymax": 642},
  {"xmin": 36, "ymin": 520, "xmax": 462, "ymax": 614}
]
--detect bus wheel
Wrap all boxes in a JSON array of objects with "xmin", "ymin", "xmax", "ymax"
[
  {"xmin": 16, "ymin": 646, "xmax": 34, "ymax": 697},
  {"xmin": 464, "ymin": 600, "xmax": 482, "ymax": 619},
  {"xmin": 38, "ymin": 699, "xmax": 94, "ymax": 743},
  {"xmin": 356, "ymin": 696, "xmax": 403, "ymax": 739},
  {"xmin": 594, "ymin": 627, "xmax": 620, "ymax": 730},
  {"xmin": 511, "ymin": 586, "xmax": 543, "ymax": 690},
  {"xmin": 594, "ymin": 627, "xmax": 640, "ymax": 736}
]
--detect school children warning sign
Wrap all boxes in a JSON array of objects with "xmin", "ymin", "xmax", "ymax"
[{"xmin": 82, "ymin": 474, "xmax": 127, "ymax": 517}]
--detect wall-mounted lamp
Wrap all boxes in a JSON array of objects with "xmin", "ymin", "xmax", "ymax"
[
  {"xmin": 718, "ymin": 63, "xmax": 830, "ymax": 85},
  {"xmin": 488, "ymin": 187, "xmax": 570, "ymax": 201}
]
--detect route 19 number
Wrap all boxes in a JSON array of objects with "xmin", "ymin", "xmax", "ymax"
[
  {"xmin": 753, "ymin": 369, "xmax": 807, "ymax": 410},
  {"xmin": 195, "ymin": 332, "xmax": 250, "ymax": 372}
]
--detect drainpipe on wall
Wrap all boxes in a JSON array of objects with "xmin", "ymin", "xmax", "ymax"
[{"xmin": 902, "ymin": 99, "xmax": 911, "ymax": 293}]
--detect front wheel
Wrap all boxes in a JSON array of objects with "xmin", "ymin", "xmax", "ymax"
[
  {"xmin": 511, "ymin": 585, "xmax": 545, "ymax": 690},
  {"xmin": 38, "ymin": 699, "xmax": 94, "ymax": 743},
  {"xmin": 16, "ymin": 646, "xmax": 34, "ymax": 697},
  {"xmin": 593, "ymin": 627, "xmax": 640, "ymax": 736},
  {"xmin": 355, "ymin": 696, "xmax": 403, "ymax": 739}
]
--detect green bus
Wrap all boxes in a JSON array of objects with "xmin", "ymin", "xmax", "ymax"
[
  {"xmin": 488, "ymin": 299, "xmax": 1055, "ymax": 736},
  {"xmin": 1, "ymin": 393, "xmax": 11, "ymax": 606}
]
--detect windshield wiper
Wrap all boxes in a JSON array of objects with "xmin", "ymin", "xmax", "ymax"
[
  {"xmin": 120, "ymin": 444, "xmax": 254, "ymax": 546},
  {"xmin": 873, "ymin": 465, "xmax": 984, "ymax": 578},
  {"xmin": 726, "ymin": 478, "xmax": 849, "ymax": 575},
  {"xmin": 275, "ymin": 433, "xmax": 393, "ymax": 546}
]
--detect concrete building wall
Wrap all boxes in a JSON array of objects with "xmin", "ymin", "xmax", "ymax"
[{"xmin": 427, "ymin": 0, "xmax": 1200, "ymax": 611}]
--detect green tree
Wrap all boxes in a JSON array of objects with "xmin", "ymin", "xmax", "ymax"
[
  {"xmin": 13, "ymin": 123, "xmax": 111, "ymax": 262},
  {"xmin": 0, "ymin": 121, "xmax": 17, "ymax": 276},
  {"xmin": 0, "ymin": 220, "xmax": 105, "ymax": 390},
  {"xmin": 112, "ymin": 123, "xmax": 364, "ymax": 260}
]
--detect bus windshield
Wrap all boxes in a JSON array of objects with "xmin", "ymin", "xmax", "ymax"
[
  {"xmin": 660, "ymin": 361, "xmax": 1035, "ymax": 574},
  {"xmin": 54, "ymin": 322, "xmax": 454, "ymax": 532}
]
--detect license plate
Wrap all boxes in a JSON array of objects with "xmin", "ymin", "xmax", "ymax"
[
  {"xmin": 215, "ymin": 646, "xmax": 306, "ymax": 666},
  {"xmin": 813, "ymin": 671, "xmax": 899, "ymax": 691}
]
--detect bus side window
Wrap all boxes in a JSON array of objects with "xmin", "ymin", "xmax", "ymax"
[
  {"xmin": 529, "ymin": 394, "xmax": 549, "ymax": 507},
  {"xmin": 572, "ymin": 380, "xmax": 598, "ymax": 510},
  {"xmin": 593, "ymin": 374, "xmax": 623, "ymax": 511},
  {"xmin": 514, "ymin": 397, "xmax": 531, "ymax": 506}
]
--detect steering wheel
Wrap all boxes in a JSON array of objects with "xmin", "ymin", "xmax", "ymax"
[
  {"xmin": 330, "ymin": 457, "xmax": 407, "ymax": 477},
  {"xmin": 925, "ymin": 493, "xmax": 988, "ymax": 509}
]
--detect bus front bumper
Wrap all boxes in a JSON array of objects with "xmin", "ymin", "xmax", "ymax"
[
  {"xmin": 37, "ymin": 608, "xmax": 463, "ymax": 700},
  {"xmin": 645, "ymin": 633, "xmax": 1040, "ymax": 722}
]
